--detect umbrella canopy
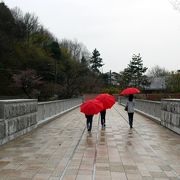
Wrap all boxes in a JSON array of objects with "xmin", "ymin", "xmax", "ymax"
[
  {"xmin": 120, "ymin": 87, "xmax": 140, "ymax": 95},
  {"xmin": 80, "ymin": 99, "xmax": 104, "ymax": 115},
  {"xmin": 95, "ymin": 93, "xmax": 115, "ymax": 109}
]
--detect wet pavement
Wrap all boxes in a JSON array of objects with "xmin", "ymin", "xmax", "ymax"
[{"xmin": 0, "ymin": 104, "xmax": 179, "ymax": 180}]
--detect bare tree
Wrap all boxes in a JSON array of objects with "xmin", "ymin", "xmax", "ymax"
[
  {"xmin": 60, "ymin": 39, "xmax": 90, "ymax": 61},
  {"xmin": 169, "ymin": 0, "xmax": 180, "ymax": 12},
  {"xmin": 11, "ymin": 8, "xmax": 40, "ymax": 45},
  {"xmin": 147, "ymin": 65, "xmax": 169, "ymax": 78},
  {"xmin": 11, "ymin": 7, "xmax": 24, "ymax": 21},
  {"xmin": 23, "ymin": 13, "xmax": 39, "ymax": 45}
]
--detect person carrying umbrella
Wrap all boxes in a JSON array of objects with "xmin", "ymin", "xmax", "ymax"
[
  {"xmin": 100, "ymin": 109, "xmax": 106, "ymax": 128},
  {"xmin": 126, "ymin": 94, "xmax": 135, "ymax": 128},
  {"xmin": 80, "ymin": 99, "xmax": 103, "ymax": 132},
  {"xmin": 96, "ymin": 93, "xmax": 115, "ymax": 128},
  {"xmin": 120, "ymin": 87, "xmax": 140, "ymax": 128},
  {"xmin": 85, "ymin": 114, "xmax": 94, "ymax": 132}
]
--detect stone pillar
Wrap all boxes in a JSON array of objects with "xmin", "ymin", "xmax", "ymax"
[
  {"xmin": 161, "ymin": 99, "xmax": 180, "ymax": 134},
  {"xmin": 0, "ymin": 99, "xmax": 37, "ymax": 145}
]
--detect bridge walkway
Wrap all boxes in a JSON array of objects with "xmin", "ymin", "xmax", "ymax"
[{"xmin": 0, "ymin": 104, "xmax": 179, "ymax": 180}]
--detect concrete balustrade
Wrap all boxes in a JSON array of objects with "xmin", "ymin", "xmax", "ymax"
[
  {"xmin": 133, "ymin": 99, "xmax": 161, "ymax": 123},
  {"xmin": 0, "ymin": 99, "xmax": 37, "ymax": 145},
  {"xmin": 0, "ymin": 98, "xmax": 82, "ymax": 145},
  {"xmin": 37, "ymin": 98, "xmax": 82, "ymax": 124},
  {"xmin": 161, "ymin": 99, "xmax": 180, "ymax": 134},
  {"xmin": 1, "ymin": 97, "xmax": 179, "ymax": 146}
]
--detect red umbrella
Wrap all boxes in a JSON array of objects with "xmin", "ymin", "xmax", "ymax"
[
  {"xmin": 95, "ymin": 93, "xmax": 115, "ymax": 109},
  {"xmin": 120, "ymin": 87, "xmax": 140, "ymax": 95},
  {"xmin": 80, "ymin": 99, "xmax": 104, "ymax": 115}
]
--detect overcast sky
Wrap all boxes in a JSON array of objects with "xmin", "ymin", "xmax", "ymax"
[{"xmin": 4, "ymin": 0, "xmax": 180, "ymax": 73}]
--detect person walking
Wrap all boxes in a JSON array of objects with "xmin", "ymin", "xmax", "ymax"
[
  {"xmin": 100, "ymin": 110, "xmax": 106, "ymax": 128},
  {"xmin": 85, "ymin": 114, "xmax": 94, "ymax": 132},
  {"xmin": 126, "ymin": 94, "xmax": 135, "ymax": 128}
]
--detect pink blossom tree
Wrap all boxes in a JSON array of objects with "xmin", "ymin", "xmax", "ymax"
[{"xmin": 13, "ymin": 69, "xmax": 43, "ymax": 98}]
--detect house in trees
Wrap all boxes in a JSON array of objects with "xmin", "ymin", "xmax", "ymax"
[
  {"xmin": 144, "ymin": 77, "xmax": 166, "ymax": 92},
  {"xmin": 105, "ymin": 71, "xmax": 120, "ymax": 86}
]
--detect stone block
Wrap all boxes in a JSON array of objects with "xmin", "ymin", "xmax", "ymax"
[
  {"xmin": 7, "ymin": 115, "xmax": 36, "ymax": 136},
  {"xmin": 0, "ymin": 100, "xmax": 38, "ymax": 137},
  {"xmin": 30, "ymin": 114, "xmax": 37, "ymax": 126},
  {"xmin": 7, "ymin": 118, "xmax": 18, "ymax": 135},
  {"xmin": 4, "ymin": 102, "xmax": 37, "ymax": 119},
  {"xmin": 0, "ymin": 122, "xmax": 5, "ymax": 139}
]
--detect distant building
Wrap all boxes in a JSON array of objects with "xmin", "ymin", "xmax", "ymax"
[
  {"xmin": 111, "ymin": 72, "xmax": 120, "ymax": 85},
  {"xmin": 106, "ymin": 71, "xmax": 120, "ymax": 86},
  {"xmin": 145, "ymin": 77, "xmax": 166, "ymax": 91}
]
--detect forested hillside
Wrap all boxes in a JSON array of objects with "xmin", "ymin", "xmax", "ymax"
[{"xmin": 0, "ymin": 3, "xmax": 104, "ymax": 100}]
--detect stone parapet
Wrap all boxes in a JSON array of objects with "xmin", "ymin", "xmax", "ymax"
[
  {"xmin": 0, "ymin": 98, "xmax": 83, "ymax": 145},
  {"xmin": 161, "ymin": 99, "xmax": 180, "ymax": 134},
  {"xmin": 37, "ymin": 98, "xmax": 82, "ymax": 124},
  {"xmin": 0, "ymin": 99, "xmax": 38, "ymax": 145}
]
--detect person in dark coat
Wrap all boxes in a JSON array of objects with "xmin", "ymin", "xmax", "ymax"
[
  {"xmin": 85, "ymin": 114, "xmax": 94, "ymax": 132},
  {"xmin": 100, "ymin": 110, "xmax": 106, "ymax": 127}
]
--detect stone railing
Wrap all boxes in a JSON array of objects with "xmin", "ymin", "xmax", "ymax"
[
  {"xmin": 0, "ymin": 98, "xmax": 82, "ymax": 145},
  {"xmin": 161, "ymin": 99, "xmax": 180, "ymax": 134},
  {"xmin": 37, "ymin": 98, "xmax": 82, "ymax": 124},
  {"xmin": 118, "ymin": 97, "xmax": 161, "ymax": 123},
  {"xmin": 0, "ymin": 99, "xmax": 37, "ymax": 145}
]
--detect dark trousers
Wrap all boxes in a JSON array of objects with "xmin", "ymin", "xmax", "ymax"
[
  {"xmin": 100, "ymin": 110, "xmax": 106, "ymax": 126},
  {"xmin": 128, "ymin": 113, "xmax": 134, "ymax": 128},
  {"xmin": 86, "ymin": 115, "xmax": 93, "ymax": 131}
]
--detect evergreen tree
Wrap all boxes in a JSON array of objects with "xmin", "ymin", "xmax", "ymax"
[
  {"xmin": 119, "ymin": 68, "xmax": 131, "ymax": 89},
  {"xmin": 119, "ymin": 54, "xmax": 149, "ymax": 88},
  {"xmin": 90, "ymin": 48, "xmax": 104, "ymax": 73},
  {"xmin": 81, "ymin": 55, "xmax": 88, "ymax": 68},
  {"xmin": 128, "ymin": 54, "xmax": 148, "ymax": 87}
]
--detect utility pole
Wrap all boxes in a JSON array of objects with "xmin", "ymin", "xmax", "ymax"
[
  {"xmin": 54, "ymin": 59, "xmax": 57, "ymax": 95},
  {"xmin": 109, "ymin": 70, "xmax": 112, "ymax": 85}
]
